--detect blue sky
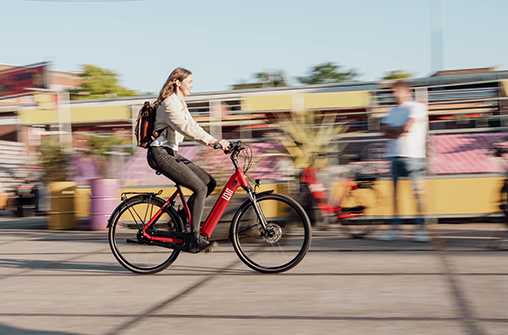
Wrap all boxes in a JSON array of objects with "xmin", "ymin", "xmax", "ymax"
[{"xmin": 2, "ymin": 0, "xmax": 508, "ymax": 94}]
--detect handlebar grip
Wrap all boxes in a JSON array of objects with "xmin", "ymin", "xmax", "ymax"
[{"xmin": 213, "ymin": 143, "xmax": 222, "ymax": 150}]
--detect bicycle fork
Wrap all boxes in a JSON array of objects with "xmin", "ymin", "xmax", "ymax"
[{"xmin": 246, "ymin": 189, "xmax": 269, "ymax": 230}]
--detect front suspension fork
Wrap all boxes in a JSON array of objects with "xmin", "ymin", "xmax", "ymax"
[{"xmin": 246, "ymin": 188, "xmax": 269, "ymax": 231}]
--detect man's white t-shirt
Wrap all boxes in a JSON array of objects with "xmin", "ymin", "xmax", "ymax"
[{"xmin": 382, "ymin": 101, "xmax": 428, "ymax": 158}]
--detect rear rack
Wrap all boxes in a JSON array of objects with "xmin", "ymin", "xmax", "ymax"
[{"xmin": 121, "ymin": 190, "xmax": 163, "ymax": 201}]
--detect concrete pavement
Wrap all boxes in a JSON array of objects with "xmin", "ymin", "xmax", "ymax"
[{"xmin": 0, "ymin": 221, "xmax": 506, "ymax": 335}]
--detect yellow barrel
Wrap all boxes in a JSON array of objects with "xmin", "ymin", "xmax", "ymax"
[{"xmin": 48, "ymin": 181, "xmax": 77, "ymax": 230}]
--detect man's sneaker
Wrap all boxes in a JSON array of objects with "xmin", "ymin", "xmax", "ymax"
[
  {"xmin": 414, "ymin": 229, "xmax": 431, "ymax": 243},
  {"xmin": 375, "ymin": 229, "xmax": 403, "ymax": 241},
  {"xmin": 189, "ymin": 234, "xmax": 218, "ymax": 254}
]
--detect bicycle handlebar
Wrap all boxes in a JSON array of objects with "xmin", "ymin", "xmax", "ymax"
[
  {"xmin": 213, "ymin": 140, "xmax": 245, "ymax": 156},
  {"xmin": 228, "ymin": 140, "xmax": 243, "ymax": 152}
]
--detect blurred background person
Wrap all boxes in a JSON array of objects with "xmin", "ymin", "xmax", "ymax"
[{"xmin": 377, "ymin": 80, "xmax": 430, "ymax": 242}]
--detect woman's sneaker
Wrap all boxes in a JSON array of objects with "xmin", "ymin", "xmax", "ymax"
[{"xmin": 189, "ymin": 234, "xmax": 218, "ymax": 253}]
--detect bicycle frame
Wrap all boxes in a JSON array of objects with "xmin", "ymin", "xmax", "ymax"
[
  {"xmin": 302, "ymin": 168, "xmax": 364, "ymax": 220},
  {"xmin": 141, "ymin": 167, "xmax": 250, "ymax": 245}
]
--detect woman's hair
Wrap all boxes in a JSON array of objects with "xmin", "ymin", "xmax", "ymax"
[{"xmin": 153, "ymin": 67, "xmax": 192, "ymax": 108}]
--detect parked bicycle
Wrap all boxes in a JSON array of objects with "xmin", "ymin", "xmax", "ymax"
[
  {"xmin": 301, "ymin": 159, "xmax": 381, "ymax": 238},
  {"xmin": 108, "ymin": 141, "xmax": 312, "ymax": 274}
]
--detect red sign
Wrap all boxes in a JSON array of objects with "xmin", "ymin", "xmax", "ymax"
[{"xmin": 0, "ymin": 64, "xmax": 47, "ymax": 98}]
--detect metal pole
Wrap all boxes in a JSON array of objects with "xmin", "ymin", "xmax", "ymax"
[
  {"xmin": 57, "ymin": 91, "xmax": 72, "ymax": 147},
  {"xmin": 209, "ymin": 100, "xmax": 222, "ymax": 139},
  {"xmin": 430, "ymin": 0, "xmax": 444, "ymax": 73}
]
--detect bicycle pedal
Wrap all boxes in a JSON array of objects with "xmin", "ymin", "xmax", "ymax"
[{"xmin": 204, "ymin": 241, "xmax": 218, "ymax": 253}]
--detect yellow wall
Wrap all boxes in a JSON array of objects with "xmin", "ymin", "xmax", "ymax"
[
  {"xmin": 303, "ymin": 91, "xmax": 371, "ymax": 110},
  {"xmin": 73, "ymin": 177, "xmax": 504, "ymax": 218},
  {"xmin": 19, "ymin": 105, "xmax": 131, "ymax": 125},
  {"xmin": 331, "ymin": 176, "xmax": 505, "ymax": 216},
  {"xmin": 242, "ymin": 91, "xmax": 371, "ymax": 112}
]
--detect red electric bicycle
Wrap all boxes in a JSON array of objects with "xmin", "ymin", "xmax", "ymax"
[
  {"xmin": 108, "ymin": 141, "xmax": 312, "ymax": 274},
  {"xmin": 301, "ymin": 164, "xmax": 381, "ymax": 238}
]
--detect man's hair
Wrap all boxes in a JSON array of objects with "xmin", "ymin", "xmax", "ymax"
[{"xmin": 391, "ymin": 80, "xmax": 411, "ymax": 90}]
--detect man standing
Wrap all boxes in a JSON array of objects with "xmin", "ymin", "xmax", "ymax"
[{"xmin": 378, "ymin": 80, "xmax": 430, "ymax": 242}]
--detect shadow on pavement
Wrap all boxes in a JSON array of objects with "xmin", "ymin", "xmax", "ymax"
[
  {"xmin": 0, "ymin": 322, "xmax": 81, "ymax": 335},
  {"xmin": 0, "ymin": 258, "xmax": 125, "ymax": 273},
  {"xmin": 310, "ymin": 223, "xmax": 508, "ymax": 251}
]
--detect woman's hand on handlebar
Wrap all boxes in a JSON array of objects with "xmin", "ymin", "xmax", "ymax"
[{"xmin": 212, "ymin": 139, "xmax": 230, "ymax": 151}]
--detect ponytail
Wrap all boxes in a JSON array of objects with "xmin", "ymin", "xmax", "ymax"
[{"xmin": 153, "ymin": 67, "xmax": 192, "ymax": 109}]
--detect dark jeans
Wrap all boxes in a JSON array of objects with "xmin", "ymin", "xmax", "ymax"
[
  {"xmin": 390, "ymin": 157, "xmax": 426, "ymax": 226},
  {"xmin": 147, "ymin": 146, "xmax": 216, "ymax": 238}
]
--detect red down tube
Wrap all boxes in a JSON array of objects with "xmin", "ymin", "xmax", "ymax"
[
  {"xmin": 303, "ymin": 168, "xmax": 335, "ymax": 214},
  {"xmin": 200, "ymin": 168, "xmax": 248, "ymax": 237}
]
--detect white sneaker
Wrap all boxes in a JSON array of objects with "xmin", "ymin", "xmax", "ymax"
[
  {"xmin": 375, "ymin": 229, "xmax": 402, "ymax": 241},
  {"xmin": 414, "ymin": 229, "xmax": 431, "ymax": 243}
]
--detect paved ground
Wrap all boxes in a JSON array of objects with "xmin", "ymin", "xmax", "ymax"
[{"xmin": 0, "ymin": 217, "xmax": 507, "ymax": 335}]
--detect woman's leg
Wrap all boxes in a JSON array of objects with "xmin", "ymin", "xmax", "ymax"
[
  {"xmin": 149, "ymin": 147, "xmax": 214, "ymax": 239},
  {"xmin": 174, "ymin": 154, "xmax": 216, "ymax": 222}
]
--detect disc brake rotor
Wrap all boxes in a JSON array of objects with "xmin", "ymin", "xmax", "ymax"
[{"xmin": 262, "ymin": 223, "xmax": 283, "ymax": 244}]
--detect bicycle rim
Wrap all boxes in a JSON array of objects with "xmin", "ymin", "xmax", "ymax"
[
  {"xmin": 231, "ymin": 194, "xmax": 311, "ymax": 273},
  {"xmin": 108, "ymin": 196, "xmax": 181, "ymax": 274}
]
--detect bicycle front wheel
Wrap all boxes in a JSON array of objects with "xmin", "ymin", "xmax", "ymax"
[
  {"xmin": 230, "ymin": 193, "xmax": 311, "ymax": 273},
  {"xmin": 108, "ymin": 195, "xmax": 183, "ymax": 274}
]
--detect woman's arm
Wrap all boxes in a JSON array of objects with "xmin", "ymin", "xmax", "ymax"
[{"xmin": 164, "ymin": 100, "xmax": 216, "ymax": 146}]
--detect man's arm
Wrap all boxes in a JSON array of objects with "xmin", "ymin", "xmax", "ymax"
[{"xmin": 381, "ymin": 118, "xmax": 415, "ymax": 139}]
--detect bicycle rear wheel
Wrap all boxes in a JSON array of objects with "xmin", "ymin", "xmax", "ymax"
[
  {"xmin": 230, "ymin": 193, "xmax": 311, "ymax": 273},
  {"xmin": 339, "ymin": 185, "xmax": 381, "ymax": 238},
  {"xmin": 108, "ymin": 195, "xmax": 183, "ymax": 274}
]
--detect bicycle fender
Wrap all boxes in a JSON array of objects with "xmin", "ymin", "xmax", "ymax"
[{"xmin": 255, "ymin": 190, "xmax": 275, "ymax": 197}]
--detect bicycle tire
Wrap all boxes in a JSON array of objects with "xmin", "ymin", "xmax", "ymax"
[
  {"xmin": 108, "ymin": 195, "xmax": 183, "ymax": 274},
  {"xmin": 339, "ymin": 185, "xmax": 381, "ymax": 238},
  {"xmin": 230, "ymin": 193, "xmax": 311, "ymax": 273}
]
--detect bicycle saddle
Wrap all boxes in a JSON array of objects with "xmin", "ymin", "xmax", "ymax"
[{"xmin": 354, "ymin": 174, "xmax": 378, "ymax": 182}]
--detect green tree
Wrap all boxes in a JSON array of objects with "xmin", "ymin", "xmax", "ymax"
[
  {"xmin": 38, "ymin": 139, "xmax": 70, "ymax": 182},
  {"xmin": 233, "ymin": 71, "xmax": 288, "ymax": 90},
  {"xmin": 254, "ymin": 71, "xmax": 287, "ymax": 87},
  {"xmin": 69, "ymin": 65, "xmax": 137, "ymax": 100},
  {"xmin": 298, "ymin": 62, "xmax": 359, "ymax": 85},
  {"xmin": 85, "ymin": 134, "xmax": 133, "ymax": 178},
  {"xmin": 382, "ymin": 70, "xmax": 413, "ymax": 80}
]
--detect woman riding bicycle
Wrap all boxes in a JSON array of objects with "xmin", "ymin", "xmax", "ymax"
[{"xmin": 147, "ymin": 67, "xmax": 230, "ymax": 253}]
